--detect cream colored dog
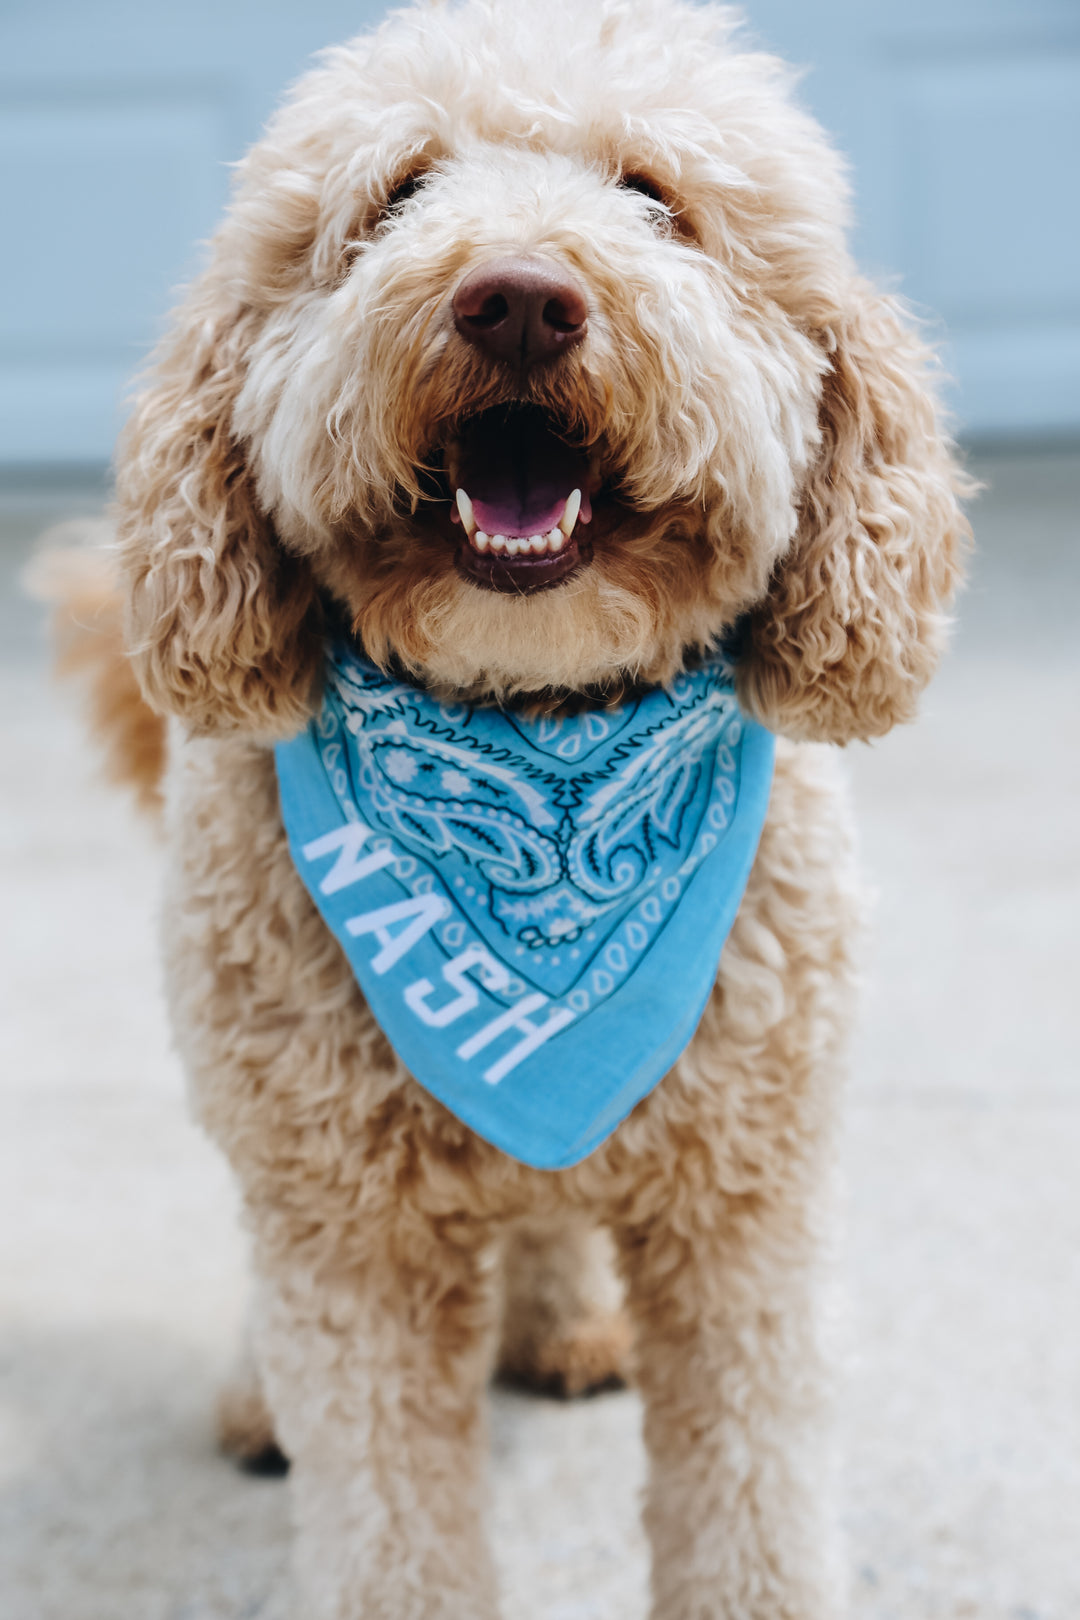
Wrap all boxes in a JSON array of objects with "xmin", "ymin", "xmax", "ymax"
[{"xmin": 48, "ymin": 1, "xmax": 970, "ymax": 1615}]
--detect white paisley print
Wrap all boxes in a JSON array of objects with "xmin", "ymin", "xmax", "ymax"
[{"xmin": 317, "ymin": 641, "xmax": 746, "ymax": 1012}]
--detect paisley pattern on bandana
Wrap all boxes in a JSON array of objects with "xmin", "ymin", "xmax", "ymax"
[{"xmin": 275, "ymin": 636, "xmax": 775, "ymax": 1170}]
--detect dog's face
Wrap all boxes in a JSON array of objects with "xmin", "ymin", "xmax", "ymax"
[
  {"xmin": 226, "ymin": 0, "xmax": 847, "ymax": 700},
  {"xmin": 118, "ymin": 0, "xmax": 967, "ymax": 738}
]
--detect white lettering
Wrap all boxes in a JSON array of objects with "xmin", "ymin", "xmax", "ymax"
[
  {"xmin": 456, "ymin": 995, "xmax": 576, "ymax": 1085},
  {"xmin": 302, "ymin": 822, "xmax": 577, "ymax": 1086},
  {"xmin": 345, "ymin": 893, "xmax": 450, "ymax": 974},
  {"xmin": 302, "ymin": 822, "xmax": 394, "ymax": 895},
  {"xmin": 404, "ymin": 943, "xmax": 511, "ymax": 1028}
]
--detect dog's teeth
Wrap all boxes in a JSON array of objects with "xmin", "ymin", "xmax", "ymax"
[
  {"xmin": 490, "ymin": 534, "xmax": 507, "ymax": 553},
  {"xmin": 559, "ymin": 489, "xmax": 582, "ymax": 537},
  {"xmin": 546, "ymin": 528, "xmax": 564, "ymax": 552},
  {"xmin": 455, "ymin": 487, "xmax": 475, "ymax": 535},
  {"xmin": 473, "ymin": 530, "xmax": 490, "ymax": 552},
  {"xmin": 509, "ymin": 537, "xmax": 527, "ymax": 556},
  {"xmin": 528, "ymin": 533, "xmax": 546, "ymax": 554}
]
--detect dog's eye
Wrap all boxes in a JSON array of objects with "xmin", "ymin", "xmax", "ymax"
[
  {"xmin": 617, "ymin": 171, "xmax": 685, "ymax": 237},
  {"xmin": 619, "ymin": 172, "xmax": 668, "ymax": 208},
  {"xmin": 379, "ymin": 168, "xmax": 429, "ymax": 219}
]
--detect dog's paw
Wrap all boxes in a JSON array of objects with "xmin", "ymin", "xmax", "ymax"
[
  {"xmin": 215, "ymin": 1371, "xmax": 290, "ymax": 1475},
  {"xmin": 497, "ymin": 1309, "xmax": 632, "ymax": 1398}
]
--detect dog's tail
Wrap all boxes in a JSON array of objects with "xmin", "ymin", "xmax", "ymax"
[{"xmin": 26, "ymin": 524, "xmax": 167, "ymax": 816}]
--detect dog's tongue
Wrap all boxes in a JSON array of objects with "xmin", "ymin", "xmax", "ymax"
[{"xmin": 455, "ymin": 408, "xmax": 592, "ymax": 536}]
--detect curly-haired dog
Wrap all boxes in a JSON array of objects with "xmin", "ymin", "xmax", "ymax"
[{"xmin": 46, "ymin": 1, "xmax": 970, "ymax": 1615}]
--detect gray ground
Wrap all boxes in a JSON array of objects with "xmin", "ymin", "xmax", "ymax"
[{"xmin": 1, "ymin": 448, "xmax": 1077, "ymax": 1620}]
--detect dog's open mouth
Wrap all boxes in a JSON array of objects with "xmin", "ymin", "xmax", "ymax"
[{"xmin": 445, "ymin": 405, "xmax": 595, "ymax": 593}]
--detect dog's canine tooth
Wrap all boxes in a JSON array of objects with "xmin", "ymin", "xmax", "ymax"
[
  {"xmin": 455, "ymin": 487, "xmax": 475, "ymax": 535},
  {"xmin": 490, "ymin": 534, "xmax": 507, "ymax": 553},
  {"xmin": 559, "ymin": 489, "xmax": 582, "ymax": 537},
  {"xmin": 546, "ymin": 528, "xmax": 563, "ymax": 552},
  {"xmin": 473, "ymin": 530, "xmax": 490, "ymax": 552},
  {"xmin": 528, "ymin": 534, "xmax": 546, "ymax": 554}
]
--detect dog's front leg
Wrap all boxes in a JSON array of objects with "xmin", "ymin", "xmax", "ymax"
[
  {"xmin": 251, "ymin": 1205, "xmax": 502, "ymax": 1620},
  {"xmin": 615, "ymin": 1197, "xmax": 842, "ymax": 1620}
]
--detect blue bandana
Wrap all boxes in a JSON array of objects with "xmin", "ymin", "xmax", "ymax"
[{"xmin": 274, "ymin": 637, "xmax": 774, "ymax": 1170}]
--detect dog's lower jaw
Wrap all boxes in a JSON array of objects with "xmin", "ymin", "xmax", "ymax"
[
  {"xmin": 453, "ymin": 530, "xmax": 593, "ymax": 592},
  {"xmin": 335, "ymin": 528, "xmax": 744, "ymax": 708}
]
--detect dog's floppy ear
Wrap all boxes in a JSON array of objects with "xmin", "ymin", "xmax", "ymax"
[
  {"xmin": 115, "ymin": 280, "xmax": 323, "ymax": 737},
  {"xmin": 737, "ymin": 283, "xmax": 971, "ymax": 743}
]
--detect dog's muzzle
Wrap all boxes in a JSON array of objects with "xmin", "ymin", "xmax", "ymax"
[{"xmin": 444, "ymin": 259, "xmax": 596, "ymax": 594}]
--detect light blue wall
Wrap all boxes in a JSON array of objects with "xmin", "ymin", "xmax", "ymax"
[
  {"xmin": 747, "ymin": 0, "xmax": 1080, "ymax": 439},
  {"xmin": 1, "ymin": 0, "xmax": 1077, "ymax": 463},
  {"xmin": 0, "ymin": 2, "xmax": 385, "ymax": 463}
]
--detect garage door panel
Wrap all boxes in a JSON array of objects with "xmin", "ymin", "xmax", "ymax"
[
  {"xmin": 896, "ymin": 54, "xmax": 1080, "ymax": 324},
  {"xmin": 0, "ymin": 92, "xmax": 228, "ymax": 357}
]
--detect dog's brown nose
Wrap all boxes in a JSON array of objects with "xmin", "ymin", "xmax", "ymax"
[{"xmin": 452, "ymin": 257, "xmax": 587, "ymax": 369}]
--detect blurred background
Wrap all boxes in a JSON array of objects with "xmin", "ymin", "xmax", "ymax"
[
  {"xmin": 2, "ymin": 0, "xmax": 1079, "ymax": 460},
  {"xmin": 1, "ymin": 4, "xmax": 1077, "ymax": 1619}
]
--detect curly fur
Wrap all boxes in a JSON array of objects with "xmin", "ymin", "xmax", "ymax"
[
  {"xmin": 27, "ymin": 533, "xmax": 167, "ymax": 814},
  {"xmin": 49, "ymin": 2, "xmax": 971, "ymax": 1615}
]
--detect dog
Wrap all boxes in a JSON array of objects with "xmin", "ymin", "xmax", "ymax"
[{"xmin": 43, "ymin": 1, "xmax": 971, "ymax": 1614}]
